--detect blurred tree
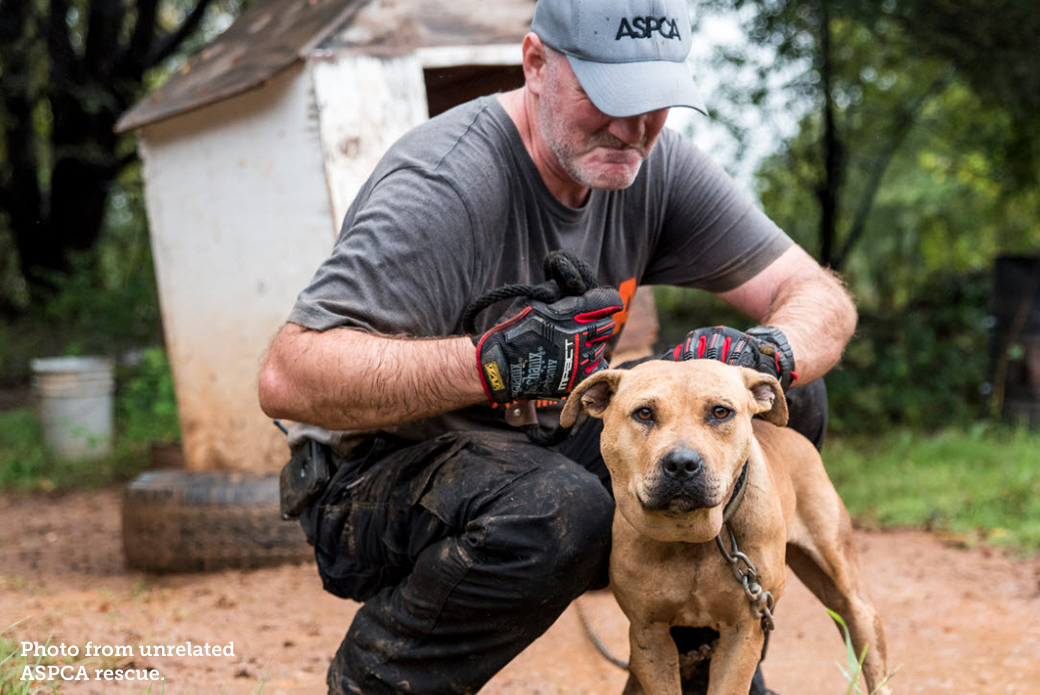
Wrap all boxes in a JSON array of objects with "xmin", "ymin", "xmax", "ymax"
[
  {"xmin": 0, "ymin": 0, "xmax": 249, "ymax": 314},
  {"xmin": 877, "ymin": 0, "xmax": 1040, "ymax": 190},
  {"xmin": 694, "ymin": 0, "xmax": 1040, "ymax": 271}
]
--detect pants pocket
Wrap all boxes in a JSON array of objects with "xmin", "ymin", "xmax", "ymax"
[
  {"xmin": 415, "ymin": 435, "xmax": 541, "ymax": 530},
  {"xmin": 303, "ymin": 434, "xmax": 469, "ymax": 601}
]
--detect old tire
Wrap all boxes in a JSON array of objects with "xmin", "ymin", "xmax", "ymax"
[{"xmin": 122, "ymin": 470, "xmax": 312, "ymax": 573}]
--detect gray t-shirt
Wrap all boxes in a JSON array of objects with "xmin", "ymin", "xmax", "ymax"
[{"xmin": 287, "ymin": 96, "xmax": 791, "ymax": 446}]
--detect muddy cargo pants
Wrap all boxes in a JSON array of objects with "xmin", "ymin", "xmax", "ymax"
[{"xmin": 299, "ymin": 426, "xmax": 614, "ymax": 695}]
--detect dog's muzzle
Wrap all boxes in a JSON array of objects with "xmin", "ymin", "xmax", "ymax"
[{"xmin": 640, "ymin": 447, "xmax": 717, "ymax": 513}]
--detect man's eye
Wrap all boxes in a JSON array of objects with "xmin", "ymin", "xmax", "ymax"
[
  {"xmin": 633, "ymin": 407, "xmax": 654, "ymax": 422},
  {"xmin": 711, "ymin": 406, "xmax": 731, "ymax": 420}
]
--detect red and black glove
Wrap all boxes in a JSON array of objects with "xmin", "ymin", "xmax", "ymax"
[
  {"xmin": 475, "ymin": 287, "xmax": 623, "ymax": 404},
  {"xmin": 664, "ymin": 325, "xmax": 797, "ymax": 390}
]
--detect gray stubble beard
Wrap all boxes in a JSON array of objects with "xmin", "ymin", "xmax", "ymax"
[{"xmin": 539, "ymin": 55, "xmax": 646, "ymax": 191}]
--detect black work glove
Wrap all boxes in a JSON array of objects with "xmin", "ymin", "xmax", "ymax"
[
  {"xmin": 475, "ymin": 287, "xmax": 623, "ymax": 404},
  {"xmin": 663, "ymin": 325, "xmax": 797, "ymax": 390}
]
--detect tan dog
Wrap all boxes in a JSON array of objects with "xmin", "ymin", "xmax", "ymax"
[{"xmin": 561, "ymin": 360, "xmax": 888, "ymax": 695}]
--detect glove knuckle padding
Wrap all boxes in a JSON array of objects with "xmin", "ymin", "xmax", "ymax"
[
  {"xmin": 477, "ymin": 287, "xmax": 623, "ymax": 404},
  {"xmin": 667, "ymin": 324, "xmax": 796, "ymax": 391}
]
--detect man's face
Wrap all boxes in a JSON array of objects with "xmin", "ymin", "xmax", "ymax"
[{"xmin": 538, "ymin": 49, "xmax": 669, "ymax": 191}]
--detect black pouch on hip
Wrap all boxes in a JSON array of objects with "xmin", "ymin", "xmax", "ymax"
[{"xmin": 279, "ymin": 439, "xmax": 331, "ymax": 520}]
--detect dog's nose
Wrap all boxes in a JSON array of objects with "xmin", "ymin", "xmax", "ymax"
[{"xmin": 660, "ymin": 448, "xmax": 703, "ymax": 481}]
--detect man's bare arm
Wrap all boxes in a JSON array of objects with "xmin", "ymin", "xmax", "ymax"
[
  {"xmin": 718, "ymin": 245, "xmax": 857, "ymax": 384},
  {"xmin": 258, "ymin": 324, "xmax": 486, "ymax": 431}
]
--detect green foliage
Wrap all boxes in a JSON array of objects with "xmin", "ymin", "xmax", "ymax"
[
  {"xmin": 827, "ymin": 609, "xmax": 896, "ymax": 695},
  {"xmin": 116, "ymin": 347, "xmax": 180, "ymax": 446},
  {"xmin": 825, "ymin": 425, "xmax": 1040, "ymax": 552},
  {"xmin": 825, "ymin": 271, "xmax": 991, "ymax": 433},
  {"xmin": 41, "ymin": 166, "xmax": 162, "ymax": 351},
  {"xmin": 757, "ymin": 75, "xmax": 1040, "ymax": 310},
  {"xmin": 0, "ymin": 408, "xmax": 49, "ymax": 490},
  {"xmin": 0, "ymin": 120, "xmax": 175, "ymax": 492},
  {"xmin": 0, "ymin": 348, "xmax": 179, "ymax": 491},
  {"xmin": 695, "ymin": 0, "xmax": 1040, "ymax": 272},
  {"xmin": 885, "ymin": 0, "xmax": 1040, "ymax": 189}
]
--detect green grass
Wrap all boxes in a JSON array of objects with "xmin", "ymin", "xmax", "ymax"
[
  {"xmin": 825, "ymin": 424, "xmax": 1040, "ymax": 552},
  {"xmin": 0, "ymin": 347, "xmax": 179, "ymax": 491},
  {"xmin": 828, "ymin": 610, "xmax": 897, "ymax": 694},
  {"xmin": 0, "ymin": 624, "xmax": 61, "ymax": 695}
]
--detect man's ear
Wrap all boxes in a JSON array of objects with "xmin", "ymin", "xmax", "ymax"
[
  {"xmin": 560, "ymin": 370, "xmax": 623, "ymax": 427},
  {"xmin": 522, "ymin": 32, "xmax": 549, "ymax": 96},
  {"xmin": 740, "ymin": 368, "xmax": 789, "ymax": 427}
]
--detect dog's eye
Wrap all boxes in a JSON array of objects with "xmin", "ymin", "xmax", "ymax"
[
  {"xmin": 711, "ymin": 406, "xmax": 732, "ymax": 420},
  {"xmin": 633, "ymin": 407, "xmax": 654, "ymax": 423}
]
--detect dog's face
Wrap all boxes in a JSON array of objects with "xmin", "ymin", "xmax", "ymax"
[{"xmin": 561, "ymin": 360, "xmax": 787, "ymax": 543}]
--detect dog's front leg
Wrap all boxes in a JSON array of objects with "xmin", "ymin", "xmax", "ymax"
[
  {"xmin": 625, "ymin": 621, "xmax": 681, "ymax": 695},
  {"xmin": 705, "ymin": 624, "xmax": 763, "ymax": 695}
]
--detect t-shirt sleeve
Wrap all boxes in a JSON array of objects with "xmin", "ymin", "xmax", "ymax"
[
  {"xmin": 287, "ymin": 169, "xmax": 477, "ymax": 336},
  {"xmin": 643, "ymin": 133, "xmax": 793, "ymax": 293}
]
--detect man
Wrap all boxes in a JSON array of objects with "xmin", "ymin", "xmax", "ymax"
[{"xmin": 259, "ymin": 0, "xmax": 856, "ymax": 693}]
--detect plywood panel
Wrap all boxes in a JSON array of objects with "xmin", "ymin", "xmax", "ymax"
[{"xmin": 310, "ymin": 54, "xmax": 429, "ymax": 228}]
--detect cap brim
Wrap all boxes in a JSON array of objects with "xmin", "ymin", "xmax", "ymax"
[{"xmin": 566, "ymin": 55, "xmax": 707, "ymax": 118}]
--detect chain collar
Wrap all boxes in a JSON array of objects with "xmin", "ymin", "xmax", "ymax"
[
  {"xmin": 715, "ymin": 521, "xmax": 776, "ymax": 656},
  {"xmin": 715, "ymin": 460, "xmax": 776, "ymax": 659}
]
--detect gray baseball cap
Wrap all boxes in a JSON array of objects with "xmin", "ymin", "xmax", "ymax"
[{"xmin": 531, "ymin": 0, "xmax": 707, "ymax": 118}]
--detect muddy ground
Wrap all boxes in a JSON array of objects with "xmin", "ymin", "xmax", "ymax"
[{"xmin": 3, "ymin": 488, "xmax": 1040, "ymax": 695}]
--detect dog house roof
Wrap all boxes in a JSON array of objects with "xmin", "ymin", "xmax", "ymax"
[{"xmin": 116, "ymin": 0, "xmax": 536, "ymax": 132}]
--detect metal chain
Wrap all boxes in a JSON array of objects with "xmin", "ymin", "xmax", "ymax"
[{"xmin": 715, "ymin": 522, "xmax": 776, "ymax": 634}]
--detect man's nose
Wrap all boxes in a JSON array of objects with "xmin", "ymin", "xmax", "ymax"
[{"xmin": 607, "ymin": 115, "xmax": 647, "ymax": 146}]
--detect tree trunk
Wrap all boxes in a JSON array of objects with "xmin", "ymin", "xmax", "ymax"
[
  {"xmin": 1, "ymin": 2, "xmax": 58, "ymax": 290},
  {"xmin": 816, "ymin": 0, "xmax": 843, "ymax": 269}
]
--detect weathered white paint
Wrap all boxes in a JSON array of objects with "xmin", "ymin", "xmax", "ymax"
[
  {"xmin": 415, "ymin": 43, "xmax": 522, "ymax": 69},
  {"xmin": 310, "ymin": 54, "xmax": 429, "ymax": 228},
  {"xmin": 310, "ymin": 45, "xmax": 523, "ymax": 229},
  {"xmin": 139, "ymin": 64, "xmax": 335, "ymax": 473}
]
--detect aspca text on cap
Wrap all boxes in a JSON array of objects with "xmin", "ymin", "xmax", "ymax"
[{"xmin": 614, "ymin": 16, "xmax": 683, "ymax": 40}]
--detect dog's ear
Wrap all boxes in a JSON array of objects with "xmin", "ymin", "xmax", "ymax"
[
  {"xmin": 560, "ymin": 370, "xmax": 623, "ymax": 427},
  {"xmin": 741, "ymin": 368, "xmax": 789, "ymax": 427}
]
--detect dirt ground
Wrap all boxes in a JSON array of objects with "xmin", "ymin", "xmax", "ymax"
[{"xmin": 3, "ymin": 488, "xmax": 1040, "ymax": 695}]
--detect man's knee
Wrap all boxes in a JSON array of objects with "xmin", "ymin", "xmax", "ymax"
[{"xmin": 473, "ymin": 459, "xmax": 613, "ymax": 600}]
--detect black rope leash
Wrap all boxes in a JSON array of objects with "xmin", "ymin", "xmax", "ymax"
[
  {"xmin": 574, "ymin": 596, "xmax": 629, "ymax": 670},
  {"xmin": 462, "ymin": 250, "xmax": 599, "ymax": 334},
  {"xmin": 463, "ymin": 251, "xmax": 599, "ymax": 446}
]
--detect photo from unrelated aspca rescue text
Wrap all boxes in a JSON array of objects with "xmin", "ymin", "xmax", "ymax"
[{"xmin": 17, "ymin": 639, "xmax": 235, "ymax": 686}]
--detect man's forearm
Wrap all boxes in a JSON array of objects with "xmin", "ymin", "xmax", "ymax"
[
  {"xmin": 719, "ymin": 246, "xmax": 857, "ymax": 385},
  {"xmin": 757, "ymin": 268, "xmax": 855, "ymax": 384},
  {"xmin": 258, "ymin": 323, "xmax": 485, "ymax": 431}
]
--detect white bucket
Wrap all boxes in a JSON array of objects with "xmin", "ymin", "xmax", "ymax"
[{"xmin": 31, "ymin": 356, "xmax": 115, "ymax": 460}]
